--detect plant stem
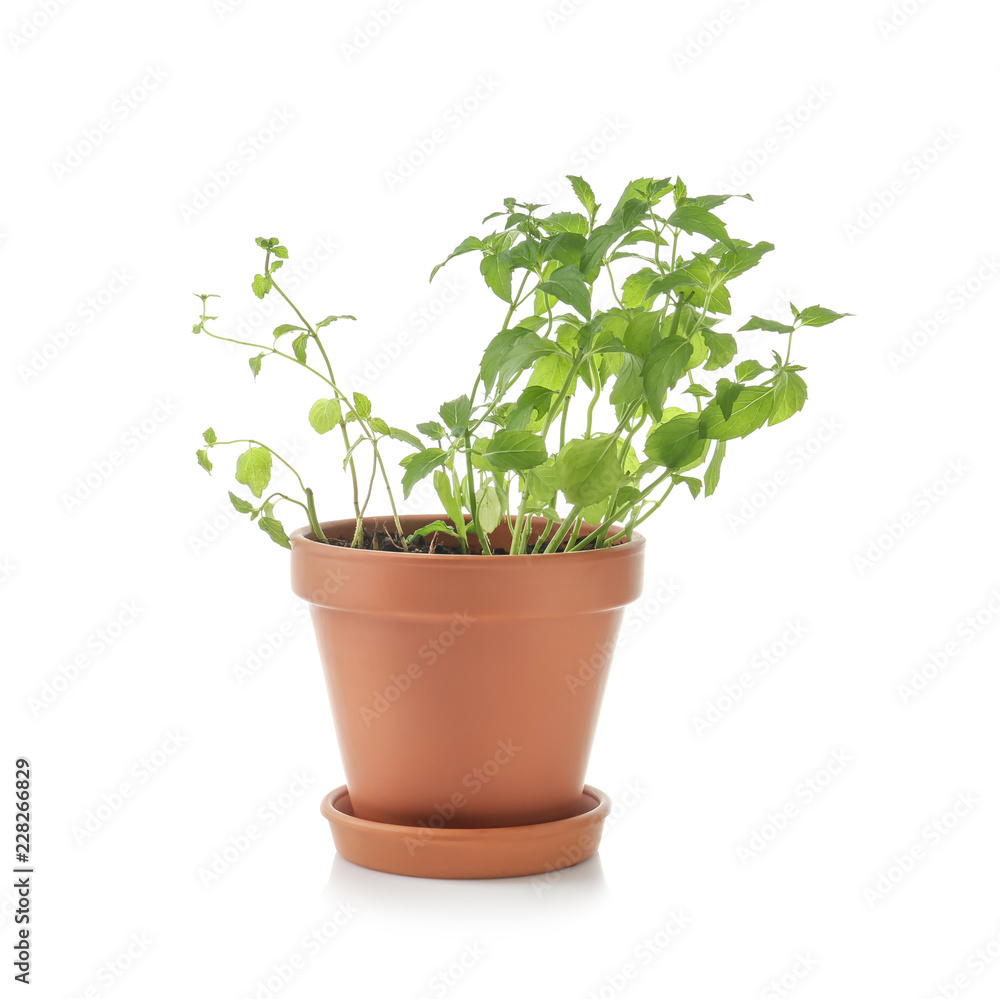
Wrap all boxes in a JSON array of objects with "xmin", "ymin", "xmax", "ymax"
[{"xmin": 542, "ymin": 505, "xmax": 582, "ymax": 554}]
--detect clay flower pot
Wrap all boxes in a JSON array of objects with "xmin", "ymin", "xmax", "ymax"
[{"xmin": 290, "ymin": 514, "xmax": 644, "ymax": 878}]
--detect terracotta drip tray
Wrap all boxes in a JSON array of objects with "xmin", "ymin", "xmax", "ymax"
[{"xmin": 320, "ymin": 785, "xmax": 611, "ymax": 880}]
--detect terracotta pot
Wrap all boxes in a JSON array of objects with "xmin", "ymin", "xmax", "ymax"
[{"xmin": 290, "ymin": 515, "xmax": 644, "ymax": 830}]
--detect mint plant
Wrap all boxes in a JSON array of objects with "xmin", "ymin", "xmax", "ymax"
[{"xmin": 193, "ymin": 178, "xmax": 849, "ymax": 554}]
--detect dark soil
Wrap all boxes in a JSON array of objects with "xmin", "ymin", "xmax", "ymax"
[{"xmin": 321, "ymin": 527, "xmax": 617, "ymax": 555}]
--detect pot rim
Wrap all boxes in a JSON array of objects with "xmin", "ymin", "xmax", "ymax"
[{"xmin": 289, "ymin": 514, "xmax": 645, "ymax": 565}]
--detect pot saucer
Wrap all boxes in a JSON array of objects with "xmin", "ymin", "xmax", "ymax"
[{"xmin": 320, "ymin": 785, "xmax": 611, "ymax": 880}]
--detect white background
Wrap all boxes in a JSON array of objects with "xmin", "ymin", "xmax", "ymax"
[{"xmin": 3, "ymin": 0, "xmax": 1000, "ymax": 996}]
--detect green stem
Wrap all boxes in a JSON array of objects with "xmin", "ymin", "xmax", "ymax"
[{"xmin": 542, "ymin": 505, "xmax": 582, "ymax": 554}]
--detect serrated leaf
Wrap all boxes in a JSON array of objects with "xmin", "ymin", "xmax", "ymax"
[
  {"xmin": 439, "ymin": 395, "xmax": 472, "ymax": 435},
  {"xmin": 235, "ymin": 446, "xmax": 272, "ymax": 498},
  {"xmin": 417, "ymin": 421, "xmax": 448, "ymax": 440},
  {"xmin": 389, "ymin": 427, "xmax": 424, "ymax": 449},
  {"xmin": 673, "ymin": 474, "xmax": 702, "ymax": 499},
  {"xmin": 714, "ymin": 378, "xmax": 742, "ymax": 420},
  {"xmin": 370, "ymin": 417, "xmax": 390, "ymax": 435},
  {"xmin": 700, "ymin": 385, "xmax": 775, "ymax": 440},
  {"xmin": 196, "ymin": 448, "xmax": 212, "ymax": 473},
  {"xmin": 556, "ymin": 435, "xmax": 623, "ymax": 506},
  {"xmin": 667, "ymin": 205, "xmax": 735, "ymax": 249},
  {"xmin": 249, "ymin": 353, "xmax": 264, "ymax": 379},
  {"xmin": 252, "ymin": 273, "xmax": 272, "ymax": 299},
  {"xmin": 291, "ymin": 333, "xmax": 309, "ymax": 363},
  {"xmin": 735, "ymin": 359, "xmax": 767, "ymax": 381},
  {"xmin": 567, "ymin": 175, "xmax": 597, "ymax": 219},
  {"xmin": 430, "ymin": 236, "xmax": 484, "ymax": 281},
  {"xmin": 409, "ymin": 520, "xmax": 461, "ymax": 541},
  {"xmin": 273, "ymin": 323, "xmax": 302, "ymax": 339},
  {"xmin": 433, "ymin": 470, "xmax": 464, "ymax": 528},
  {"xmin": 400, "ymin": 448, "xmax": 446, "ymax": 498},
  {"xmin": 202, "ymin": 427, "xmax": 217, "ymax": 444},
  {"xmin": 258, "ymin": 516, "xmax": 291, "ymax": 549},
  {"xmin": 229, "ymin": 490, "xmax": 253, "ymax": 514},
  {"xmin": 580, "ymin": 222, "xmax": 623, "ymax": 274},
  {"xmin": 475, "ymin": 484, "xmax": 502, "ymax": 534},
  {"xmin": 536, "ymin": 264, "xmax": 592, "ymax": 319},
  {"xmin": 480, "ymin": 251, "xmax": 513, "ymax": 303},
  {"xmin": 739, "ymin": 316, "xmax": 795, "ymax": 334},
  {"xmin": 796, "ymin": 306, "xmax": 853, "ymax": 327},
  {"xmin": 309, "ymin": 398, "xmax": 343, "ymax": 434},
  {"xmin": 353, "ymin": 392, "xmax": 372, "ymax": 419},
  {"xmin": 702, "ymin": 331, "xmax": 737, "ymax": 371},
  {"xmin": 481, "ymin": 430, "xmax": 548, "ymax": 471},
  {"xmin": 768, "ymin": 370, "xmax": 808, "ymax": 425},
  {"xmin": 316, "ymin": 314, "xmax": 356, "ymax": 328},
  {"xmin": 684, "ymin": 382, "xmax": 713, "ymax": 398},
  {"xmin": 621, "ymin": 268, "xmax": 660, "ymax": 309},
  {"xmin": 645, "ymin": 413, "xmax": 703, "ymax": 468},
  {"xmin": 704, "ymin": 440, "xmax": 726, "ymax": 496},
  {"xmin": 642, "ymin": 336, "xmax": 694, "ymax": 420}
]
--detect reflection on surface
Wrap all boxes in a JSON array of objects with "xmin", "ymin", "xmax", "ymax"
[{"xmin": 324, "ymin": 849, "xmax": 608, "ymax": 921}]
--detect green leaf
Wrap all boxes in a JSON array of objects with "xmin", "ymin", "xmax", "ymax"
[
  {"xmin": 409, "ymin": 520, "xmax": 461, "ymax": 541},
  {"xmin": 536, "ymin": 264, "xmax": 592, "ymax": 319},
  {"xmin": 433, "ymin": 470, "xmax": 464, "ymax": 529},
  {"xmin": 796, "ymin": 306, "xmax": 853, "ymax": 327},
  {"xmin": 610, "ymin": 352, "xmax": 644, "ymax": 411},
  {"xmin": 249, "ymin": 353, "xmax": 264, "ymax": 379},
  {"xmin": 439, "ymin": 395, "xmax": 472, "ymax": 435},
  {"xmin": 567, "ymin": 175, "xmax": 598, "ymax": 219},
  {"xmin": 702, "ymin": 331, "xmax": 737, "ymax": 371},
  {"xmin": 645, "ymin": 413, "xmax": 703, "ymax": 468},
  {"xmin": 309, "ymin": 398, "xmax": 343, "ymax": 434},
  {"xmin": 389, "ymin": 427, "xmax": 424, "ymax": 449},
  {"xmin": 700, "ymin": 386, "xmax": 775, "ymax": 440},
  {"xmin": 229, "ymin": 490, "xmax": 254, "ymax": 514},
  {"xmin": 580, "ymin": 222, "xmax": 622, "ymax": 274},
  {"xmin": 291, "ymin": 333, "xmax": 309, "ymax": 363},
  {"xmin": 481, "ymin": 430, "xmax": 548, "ymax": 471},
  {"xmin": 538, "ymin": 212, "xmax": 589, "ymax": 234},
  {"xmin": 768, "ymin": 370, "xmax": 808, "ymax": 425},
  {"xmin": 739, "ymin": 316, "xmax": 795, "ymax": 334},
  {"xmin": 316, "ymin": 314, "xmax": 356, "ymax": 328},
  {"xmin": 684, "ymin": 382, "xmax": 713, "ymax": 398},
  {"xmin": 196, "ymin": 448, "xmax": 212, "ymax": 473},
  {"xmin": 526, "ymin": 460, "xmax": 559, "ymax": 505},
  {"xmin": 673, "ymin": 474, "xmax": 702, "ymax": 499},
  {"xmin": 369, "ymin": 416, "xmax": 389, "ymax": 436},
  {"xmin": 476, "ymin": 484, "xmax": 502, "ymax": 534},
  {"xmin": 258, "ymin": 516, "xmax": 291, "ymax": 549},
  {"xmin": 645, "ymin": 268, "xmax": 704, "ymax": 301},
  {"xmin": 556, "ymin": 435, "xmax": 623, "ymax": 506},
  {"xmin": 714, "ymin": 378, "xmax": 742, "ymax": 420},
  {"xmin": 623, "ymin": 312, "xmax": 661, "ymax": 358},
  {"xmin": 235, "ymin": 446, "xmax": 272, "ymax": 498},
  {"xmin": 481, "ymin": 251, "xmax": 513, "ymax": 303},
  {"xmin": 353, "ymin": 392, "xmax": 372, "ymax": 419},
  {"xmin": 667, "ymin": 205, "xmax": 734, "ymax": 249},
  {"xmin": 430, "ymin": 236, "xmax": 484, "ymax": 281},
  {"xmin": 400, "ymin": 448, "xmax": 446, "ymax": 499},
  {"xmin": 704, "ymin": 440, "xmax": 726, "ymax": 496},
  {"xmin": 272, "ymin": 323, "xmax": 302, "ymax": 339},
  {"xmin": 506, "ymin": 386, "xmax": 554, "ymax": 431},
  {"xmin": 642, "ymin": 336, "xmax": 694, "ymax": 420},
  {"xmin": 202, "ymin": 427, "xmax": 216, "ymax": 444},
  {"xmin": 735, "ymin": 359, "xmax": 767, "ymax": 381},
  {"xmin": 715, "ymin": 240, "xmax": 774, "ymax": 279},
  {"xmin": 528, "ymin": 352, "xmax": 575, "ymax": 394},
  {"xmin": 252, "ymin": 273, "xmax": 272, "ymax": 299},
  {"xmin": 621, "ymin": 268, "xmax": 660, "ymax": 309}
]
